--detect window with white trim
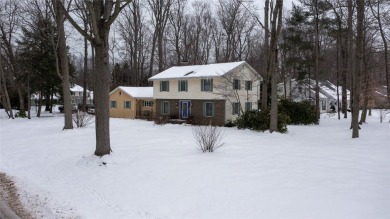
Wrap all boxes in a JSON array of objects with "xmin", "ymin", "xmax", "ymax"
[
  {"xmin": 245, "ymin": 102, "xmax": 252, "ymax": 111},
  {"xmin": 110, "ymin": 101, "xmax": 117, "ymax": 108},
  {"xmin": 124, "ymin": 101, "xmax": 131, "ymax": 109},
  {"xmin": 160, "ymin": 81, "xmax": 169, "ymax": 92},
  {"xmin": 178, "ymin": 80, "xmax": 188, "ymax": 92},
  {"xmin": 245, "ymin": 81, "xmax": 252, "ymax": 91},
  {"xmin": 144, "ymin": 100, "xmax": 153, "ymax": 107},
  {"xmin": 201, "ymin": 79, "xmax": 213, "ymax": 92},
  {"xmin": 232, "ymin": 102, "xmax": 240, "ymax": 115},
  {"xmin": 161, "ymin": 101, "xmax": 170, "ymax": 115},
  {"xmin": 203, "ymin": 102, "xmax": 214, "ymax": 117},
  {"xmin": 233, "ymin": 79, "xmax": 241, "ymax": 90}
]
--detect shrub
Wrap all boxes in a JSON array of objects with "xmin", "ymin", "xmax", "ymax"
[
  {"xmin": 72, "ymin": 111, "xmax": 94, "ymax": 127},
  {"xmin": 224, "ymin": 119, "xmax": 236, "ymax": 127},
  {"xmin": 154, "ymin": 116, "xmax": 168, "ymax": 125},
  {"xmin": 15, "ymin": 111, "xmax": 27, "ymax": 118},
  {"xmin": 235, "ymin": 110, "xmax": 290, "ymax": 133},
  {"xmin": 278, "ymin": 99, "xmax": 318, "ymax": 125},
  {"xmin": 192, "ymin": 124, "xmax": 224, "ymax": 152}
]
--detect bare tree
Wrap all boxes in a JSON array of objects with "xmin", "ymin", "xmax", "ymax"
[
  {"xmin": 61, "ymin": 0, "xmax": 132, "ymax": 156},
  {"xmin": 369, "ymin": 0, "xmax": 389, "ymax": 106},
  {"xmin": 0, "ymin": 0, "xmax": 22, "ymax": 119},
  {"xmin": 269, "ymin": 0, "xmax": 283, "ymax": 133},
  {"xmin": 0, "ymin": 39, "xmax": 13, "ymax": 119},
  {"xmin": 147, "ymin": 0, "xmax": 172, "ymax": 75},
  {"xmin": 51, "ymin": 0, "xmax": 73, "ymax": 129},
  {"xmin": 352, "ymin": 0, "xmax": 364, "ymax": 138}
]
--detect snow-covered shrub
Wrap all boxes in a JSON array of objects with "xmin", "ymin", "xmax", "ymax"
[
  {"xmin": 72, "ymin": 111, "xmax": 94, "ymax": 127},
  {"xmin": 192, "ymin": 124, "xmax": 224, "ymax": 153}
]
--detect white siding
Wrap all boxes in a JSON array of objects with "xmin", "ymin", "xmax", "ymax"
[{"xmin": 152, "ymin": 65, "xmax": 261, "ymax": 123}]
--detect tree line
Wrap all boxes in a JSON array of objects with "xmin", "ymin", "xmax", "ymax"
[{"xmin": 0, "ymin": 0, "xmax": 389, "ymax": 156}]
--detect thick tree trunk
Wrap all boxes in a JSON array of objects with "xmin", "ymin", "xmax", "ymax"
[
  {"xmin": 94, "ymin": 33, "xmax": 111, "ymax": 156},
  {"xmin": 352, "ymin": 0, "xmax": 364, "ymax": 138},
  {"xmin": 269, "ymin": 0, "xmax": 283, "ymax": 133}
]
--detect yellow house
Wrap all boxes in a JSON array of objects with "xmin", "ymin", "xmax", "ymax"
[{"xmin": 109, "ymin": 86, "xmax": 155, "ymax": 119}]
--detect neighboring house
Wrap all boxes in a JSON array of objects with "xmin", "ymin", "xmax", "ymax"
[
  {"xmin": 109, "ymin": 86, "xmax": 154, "ymax": 119},
  {"xmin": 277, "ymin": 78, "xmax": 350, "ymax": 113},
  {"xmin": 70, "ymin": 84, "xmax": 94, "ymax": 105},
  {"xmin": 148, "ymin": 61, "xmax": 262, "ymax": 126},
  {"xmin": 372, "ymin": 85, "xmax": 388, "ymax": 108}
]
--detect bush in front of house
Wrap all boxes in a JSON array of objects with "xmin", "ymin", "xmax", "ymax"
[
  {"xmin": 278, "ymin": 99, "xmax": 318, "ymax": 125},
  {"xmin": 235, "ymin": 110, "xmax": 289, "ymax": 133},
  {"xmin": 192, "ymin": 124, "xmax": 224, "ymax": 152}
]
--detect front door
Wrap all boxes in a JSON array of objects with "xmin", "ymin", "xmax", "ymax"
[{"xmin": 180, "ymin": 100, "xmax": 191, "ymax": 119}]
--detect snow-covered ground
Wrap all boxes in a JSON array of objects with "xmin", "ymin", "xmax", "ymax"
[{"xmin": 0, "ymin": 109, "xmax": 389, "ymax": 219}]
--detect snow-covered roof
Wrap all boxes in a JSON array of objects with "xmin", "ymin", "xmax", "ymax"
[
  {"xmin": 70, "ymin": 84, "xmax": 89, "ymax": 92},
  {"xmin": 110, "ymin": 86, "xmax": 153, "ymax": 99},
  {"xmin": 149, "ymin": 61, "xmax": 255, "ymax": 81}
]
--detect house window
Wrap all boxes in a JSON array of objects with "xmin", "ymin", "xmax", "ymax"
[
  {"xmin": 321, "ymin": 100, "xmax": 326, "ymax": 110},
  {"xmin": 233, "ymin": 79, "xmax": 241, "ymax": 90},
  {"xmin": 161, "ymin": 101, "xmax": 170, "ymax": 115},
  {"xmin": 160, "ymin": 81, "xmax": 169, "ymax": 92},
  {"xmin": 201, "ymin": 79, "xmax": 213, "ymax": 92},
  {"xmin": 124, "ymin": 101, "xmax": 131, "ymax": 109},
  {"xmin": 110, "ymin": 101, "xmax": 117, "ymax": 108},
  {"xmin": 178, "ymin": 80, "xmax": 188, "ymax": 92},
  {"xmin": 232, "ymin": 102, "xmax": 240, "ymax": 115},
  {"xmin": 144, "ymin": 100, "xmax": 153, "ymax": 107},
  {"xmin": 245, "ymin": 81, "xmax": 252, "ymax": 91},
  {"xmin": 245, "ymin": 102, "xmax": 252, "ymax": 111},
  {"xmin": 203, "ymin": 102, "xmax": 214, "ymax": 117}
]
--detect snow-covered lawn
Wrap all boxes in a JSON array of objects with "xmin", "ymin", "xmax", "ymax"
[{"xmin": 0, "ymin": 110, "xmax": 389, "ymax": 219}]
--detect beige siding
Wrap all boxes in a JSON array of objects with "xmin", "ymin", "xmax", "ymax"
[{"xmin": 109, "ymin": 89, "xmax": 136, "ymax": 118}]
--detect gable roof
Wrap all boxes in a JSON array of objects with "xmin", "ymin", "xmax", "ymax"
[
  {"xmin": 70, "ymin": 84, "xmax": 89, "ymax": 92},
  {"xmin": 110, "ymin": 86, "xmax": 153, "ymax": 99},
  {"xmin": 148, "ymin": 61, "xmax": 259, "ymax": 81},
  {"xmin": 279, "ymin": 79, "xmax": 351, "ymax": 101}
]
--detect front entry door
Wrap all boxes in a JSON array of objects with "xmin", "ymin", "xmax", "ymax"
[{"xmin": 180, "ymin": 100, "xmax": 191, "ymax": 119}]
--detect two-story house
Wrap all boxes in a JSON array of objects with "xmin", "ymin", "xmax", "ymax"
[{"xmin": 148, "ymin": 61, "xmax": 262, "ymax": 126}]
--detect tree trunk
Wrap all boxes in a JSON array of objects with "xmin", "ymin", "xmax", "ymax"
[
  {"xmin": 94, "ymin": 34, "xmax": 111, "ymax": 156},
  {"xmin": 0, "ymin": 50, "xmax": 14, "ymax": 119},
  {"xmin": 82, "ymin": 28, "xmax": 88, "ymax": 112},
  {"xmin": 17, "ymin": 87, "xmax": 25, "ymax": 116},
  {"xmin": 261, "ymin": 0, "xmax": 270, "ymax": 111},
  {"xmin": 314, "ymin": 0, "xmax": 320, "ymax": 120},
  {"xmin": 53, "ymin": 0, "xmax": 73, "ymax": 129},
  {"xmin": 352, "ymin": 0, "xmax": 364, "ymax": 138},
  {"xmin": 37, "ymin": 92, "xmax": 42, "ymax": 117},
  {"xmin": 269, "ymin": 0, "xmax": 283, "ymax": 133}
]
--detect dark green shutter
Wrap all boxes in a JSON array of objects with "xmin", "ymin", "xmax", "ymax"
[{"xmin": 210, "ymin": 79, "xmax": 213, "ymax": 92}]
